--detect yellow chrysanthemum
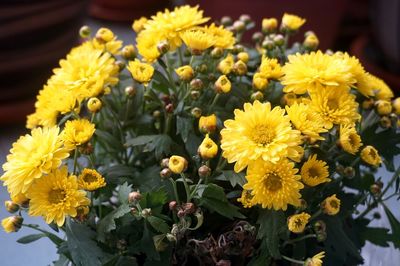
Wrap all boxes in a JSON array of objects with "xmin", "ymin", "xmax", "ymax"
[
  {"xmin": 169, "ymin": 156, "xmax": 188, "ymax": 174},
  {"xmin": 281, "ymin": 51, "xmax": 356, "ymax": 95},
  {"xmin": 1, "ymin": 127, "xmax": 69, "ymax": 198},
  {"xmin": 237, "ymin": 190, "xmax": 255, "ymax": 208},
  {"xmin": 288, "ymin": 212, "xmax": 311, "ymax": 233},
  {"xmin": 61, "ymin": 119, "xmax": 95, "ymax": 150},
  {"xmin": 78, "ymin": 169, "xmax": 106, "ymax": 191},
  {"xmin": 198, "ymin": 134, "xmax": 218, "ymax": 160},
  {"xmin": 307, "ymin": 86, "xmax": 361, "ymax": 129},
  {"xmin": 368, "ymin": 74, "xmax": 394, "ymax": 100},
  {"xmin": 199, "ymin": 114, "xmax": 217, "ymax": 134},
  {"xmin": 361, "ymin": 146, "xmax": 382, "ymax": 166},
  {"xmin": 218, "ymin": 54, "xmax": 234, "ymax": 75},
  {"xmin": 2, "ymin": 216, "xmax": 23, "ymax": 233},
  {"xmin": 132, "ymin": 16, "xmax": 148, "ymax": 33},
  {"xmin": 221, "ymin": 101, "xmax": 303, "ymax": 172},
  {"xmin": 136, "ymin": 29, "xmax": 166, "ymax": 63},
  {"xmin": 286, "ymin": 102, "xmax": 328, "ymax": 140},
  {"xmin": 243, "ymin": 159, "xmax": 303, "ymax": 210},
  {"xmin": 206, "ymin": 23, "xmax": 235, "ymax": 49},
  {"xmin": 321, "ymin": 194, "xmax": 340, "ymax": 215},
  {"xmin": 301, "ymin": 154, "xmax": 330, "ymax": 187},
  {"xmin": 281, "ymin": 13, "xmax": 306, "ymax": 31},
  {"xmin": 27, "ymin": 166, "xmax": 90, "ymax": 226},
  {"xmin": 339, "ymin": 124, "xmax": 362, "ymax": 154},
  {"xmin": 259, "ymin": 56, "xmax": 283, "ymax": 79},
  {"xmin": 180, "ymin": 28, "xmax": 215, "ymax": 52},
  {"xmin": 305, "ymin": 252, "xmax": 325, "ymax": 266},
  {"xmin": 127, "ymin": 59, "xmax": 154, "ymax": 85}
]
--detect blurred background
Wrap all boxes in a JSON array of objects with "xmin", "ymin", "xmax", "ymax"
[{"xmin": 0, "ymin": 0, "xmax": 399, "ymax": 265}]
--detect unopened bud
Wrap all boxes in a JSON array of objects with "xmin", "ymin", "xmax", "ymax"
[
  {"xmin": 298, "ymin": 199, "xmax": 308, "ymax": 211},
  {"xmin": 233, "ymin": 44, "xmax": 244, "ymax": 54},
  {"xmin": 169, "ymin": 201, "xmax": 177, "ymax": 211},
  {"xmin": 79, "ymin": 142, "xmax": 94, "ymax": 155},
  {"xmin": 2, "ymin": 216, "xmax": 23, "ymax": 233},
  {"xmin": 344, "ymin": 166, "xmax": 355, "ymax": 178},
  {"xmin": 196, "ymin": 64, "xmax": 208, "ymax": 73},
  {"xmin": 336, "ymin": 164, "xmax": 345, "ymax": 175},
  {"xmin": 157, "ymin": 41, "xmax": 170, "ymax": 55},
  {"xmin": 141, "ymin": 208, "xmax": 152, "ymax": 218},
  {"xmin": 262, "ymin": 39, "xmax": 274, "ymax": 50},
  {"xmin": 273, "ymin": 34, "xmax": 285, "ymax": 46},
  {"xmin": 239, "ymin": 14, "xmax": 251, "ymax": 24},
  {"xmin": 79, "ymin": 25, "xmax": 91, "ymax": 38},
  {"xmin": 130, "ymin": 207, "xmax": 138, "ymax": 215},
  {"xmin": 380, "ymin": 116, "xmax": 392, "ymax": 128},
  {"xmin": 262, "ymin": 18, "xmax": 278, "ymax": 33},
  {"xmin": 87, "ymin": 97, "xmax": 102, "ymax": 113},
  {"xmin": 313, "ymin": 220, "xmax": 326, "ymax": 233},
  {"xmin": 316, "ymin": 231, "xmax": 327, "ymax": 242},
  {"xmin": 191, "ymin": 91, "xmax": 200, "ymax": 100},
  {"xmin": 4, "ymin": 201, "xmax": 19, "ymax": 213},
  {"xmin": 211, "ymin": 47, "xmax": 224, "ymax": 59},
  {"xmin": 165, "ymin": 103, "xmax": 174, "ymax": 113},
  {"xmin": 153, "ymin": 110, "xmax": 161, "ymax": 118},
  {"xmin": 183, "ymin": 202, "xmax": 196, "ymax": 214},
  {"xmin": 221, "ymin": 16, "xmax": 233, "ymax": 26},
  {"xmin": 190, "ymin": 79, "xmax": 204, "ymax": 91},
  {"xmin": 370, "ymin": 184, "xmax": 381, "ymax": 195},
  {"xmin": 122, "ymin": 45, "xmax": 136, "ymax": 60},
  {"xmin": 160, "ymin": 158, "xmax": 170, "ymax": 168},
  {"xmin": 128, "ymin": 191, "xmax": 142, "ymax": 203},
  {"xmin": 233, "ymin": 20, "xmax": 245, "ymax": 32},
  {"xmin": 252, "ymin": 32, "xmax": 264, "ymax": 43},
  {"xmin": 96, "ymin": 27, "xmax": 114, "ymax": 43},
  {"xmin": 177, "ymin": 209, "xmax": 185, "ymax": 218},
  {"xmin": 251, "ymin": 91, "xmax": 264, "ymax": 101},
  {"xmin": 160, "ymin": 168, "xmax": 172, "ymax": 179},
  {"xmin": 191, "ymin": 107, "xmax": 202, "ymax": 118},
  {"xmin": 362, "ymin": 99, "xmax": 374, "ymax": 110},
  {"xmin": 125, "ymin": 86, "xmax": 136, "ymax": 97},
  {"xmin": 376, "ymin": 100, "xmax": 392, "ymax": 115},
  {"xmin": 198, "ymin": 165, "xmax": 211, "ymax": 178},
  {"xmin": 237, "ymin": 52, "xmax": 249, "ymax": 63},
  {"xmin": 233, "ymin": 60, "xmax": 247, "ymax": 76},
  {"xmin": 304, "ymin": 34, "xmax": 319, "ymax": 50}
]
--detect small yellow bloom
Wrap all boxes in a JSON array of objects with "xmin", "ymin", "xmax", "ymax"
[
  {"xmin": 61, "ymin": 119, "xmax": 95, "ymax": 150},
  {"xmin": 180, "ymin": 28, "xmax": 215, "ymax": 53},
  {"xmin": 218, "ymin": 54, "xmax": 234, "ymax": 75},
  {"xmin": 4, "ymin": 201, "xmax": 19, "ymax": 213},
  {"xmin": 199, "ymin": 114, "xmax": 217, "ymax": 134},
  {"xmin": 87, "ymin": 97, "xmax": 102, "ymax": 113},
  {"xmin": 301, "ymin": 154, "xmax": 330, "ymax": 187},
  {"xmin": 132, "ymin": 17, "xmax": 148, "ymax": 33},
  {"xmin": 238, "ymin": 190, "xmax": 255, "ymax": 208},
  {"xmin": 361, "ymin": 146, "xmax": 382, "ymax": 166},
  {"xmin": 321, "ymin": 194, "xmax": 340, "ymax": 215},
  {"xmin": 215, "ymin": 75, "xmax": 232, "ymax": 93},
  {"xmin": 376, "ymin": 100, "xmax": 392, "ymax": 115},
  {"xmin": 233, "ymin": 60, "xmax": 248, "ymax": 76},
  {"xmin": 281, "ymin": 13, "xmax": 306, "ymax": 31},
  {"xmin": 95, "ymin": 27, "xmax": 114, "ymax": 43},
  {"xmin": 304, "ymin": 34, "xmax": 319, "ymax": 50},
  {"xmin": 175, "ymin": 65, "xmax": 194, "ymax": 81},
  {"xmin": 11, "ymin": 193, "xmax": 29, "ymax": 206},
  {"xmin": 78, "ymin": 169, "xmax": 106, "ymax": 191},
  {"xmin": 127, "ymin": 59, "xmax": 154, "ymax": 85},
  {"xmin": 393, "ymin": 97, "xmax": 400, "ymax": 115},
  {"xmin": 262, "ymin": 18, "xmax": 278, "ymax": 33},
  {"xmin": 206, "ymin": 23, "xmax": 235, "ymax": 49},
  {"xmin": 253, "ymin": 73, "xmax": 268, "ymax": 90},
  {"xmin": 282, "ymin": 93, "xmax": 299, "ymax": 106},
  {"xmin": 287, "ymin": 212, "xmax": 311, "ymax": 233},
  {"xmin": 198, "ymin": 134, "xmax": 218, "ymax": 160},
  {"xmin": 237, "ymin": 52, "xmax": 249, "ymax": 63},
  {"xmin": 168, "ymin": 156, "xmax": 188, "ymax": 174},
  {"xmin": 259, "ymin": 57, "xmax": 283, "ymax": 79},
  {"xmin": 304, "ymin": 251, "xmax": 325, "ymax": 266},
  {"xmin": 339, "ymin": 124, "xmax": 362, "ymax": 154},
  {"xmin": 2, "ymin": 216, "xmax": 23, "ymax": 233}
]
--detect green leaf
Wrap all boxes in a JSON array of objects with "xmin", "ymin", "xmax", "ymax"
[
  {"xmin": 360, "ymin": 227, "xmax": 392, "ymax": 247},
  {"xmin": 176, "ymin": 116, "xmax": 193, "ymax": 142},
  {"xmin": 383, "ymin": 205, "xmax": 400, "ymax": 248},
  {"xmin": 147, "ymin": 216, "xmax": 170, "ymax": 234},
  {"xmin": 199, "ymin": 184, "xmax": 245, "ymax": 219},
  {"xmin": 97, "ymin": 204, "xmax": 131, "ymax": 242},
  {"xmin": 256, "ymin": 209, "xmax": 284, "ymax": 259},
  {"xmin": 215, "ymin": 170, "xmax": 246, "ymax": 187},
  {"xmin": 151, "ymin": 70, "xmax": 171, "ymax": 94},
  {"xmin": 95, "ymin": 129, "xmax": 123, "ymax": 150},
  {"xmin": 17, "ymin": 233, "xmax": 46, "ymax": 244},
  {"xmin": 102, "ymin": 165, "xmax": 135, "ymax": 185},
  {"xmin": 125, "ymin": 134, "xmax": 173, "ymax": 159},
  {"xmin": 118, "ymin": 182, "xmax": 132, "ymax": 204},
  {"xmin": 140, "ymin": 189, "xmax": 168, "ymax": 215},
  {"xmin": 103, "ymin": 255, "xmax": 138, "ymax": 266},
  {"xmin": 140, "ymin": 223, "xmax": 160, "ymax": 260},
  {"xmin": 125, "ymin": 135, "xmax": 158, "ymax": 147},
  {"xmin": 53, "ymin": 254, "xmax": 70, "ymax": 266}
]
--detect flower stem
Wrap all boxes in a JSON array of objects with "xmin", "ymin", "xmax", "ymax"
[
  {"xmin": 283, "ymin": 234, "xmax": 317, "ymax": 246},
  {"xmin": 73, "ymin": 148, "xmax": 79, "ymax": 175},
  {"xmin": 310, "ymin": 209, "xmax": 322, "ymax": 221},
  {"xmin": 169, "ymin": 178, "xmax": 181, "ymax": 205},
  {"xmin": 281, "ymin": 255, "xmax": 304, "ymax": 265},
  {"xmin": 209, "ymin": 93, "xmax": 221, "ymax": 111},
  {"xmin": 188, "ymin": 178, "xmax": 203, "ymax": 202},
  {"xmin": 180, "ymin": 173, "xmax": 191, "ymax": 202}
]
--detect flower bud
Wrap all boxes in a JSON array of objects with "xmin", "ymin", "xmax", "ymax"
[
  {"xmin": 132, "ymin": 17, "xmax": 148, "ymax": 33},
  {"xmin": 79, "ymin": 142, "xmax": 94, "ymax": 155},
  {"xmin": 175, "ymin": 65, "xmax": 194, "ymax": 82},
  {"xmin": 141, "ymin": 208, "xmax": 152, "ymax": 218},
  {"xmin": 281, "ymin": 13, "xmax": 306, "ymax": 32},
  {"xmin": 251, "ymin": 91, "xmax": 264, "ymax": 102},
  {"xmin": 125, "ymin": 86, "xmax": 136, "ymax": 97},
  {"xmin": 233, "ymin": 20, "xmax": 246, "ymax": 32},
  {"xmin": 169, "ymin": 201, "xmax": 177, "ymax": 211},
  {"xmin": 252, "ymin": 73, "xmax": 268, "ymax": 90},
  {"xmin": 233, "ymin": 60, "xmax": 247, "ymax": 76},
  {"xmin": 160, "ymin": 158, "xmax": 170, "ymax": 168},
  {"xmin": 233, "ymin": 44, "xmax": 245, "ymax": 54},
  {"xmin": 208, "ymin": 73, "xmax": 217, "ymax": 82},
  {"xmin": 128, "ymin": 191, "xmax": 142, "ymax": 203},
  {"xmin": 87, "ymin": 97, "xmax": 102, "ymax": 113},
  {"xmin": 121, "ymin": 45, "xmax": 136, "ymax": 60},
  {"xmin": 321, "ymin": 194, "xmax": 341, "ymax": 215},
  {"xmin": 252, "ymin": 32, "xmax": 264, "ymax": 43},
  {"xmin": 153, "ymin": 110, "xmax": 161, "ymax": 118},
  {"xmin": 190, "ymin": 78, "xmax": 204, "ymax": 91},
  {"xmin": 11, "ymin": 193, "xmax": 29, "ymax": 208},
  {"xmin": 160, "ymin": 168, "xmax": 172, "ymax": 179},
  {"xmin": 75, "ymin": 206, "xmax": 90, "ymax": 222},
  {"xmin": 199, "ymin": 114, "xmax": 217, "ymax": 134},
  {"xmin": 130, "ymin": 207, "xmax": 138, "ymax": 215},
  {"xmin": 198, "ymin": 134, "xmax": 218, "ymax": 160},
  {"xmin": 183, "ymin": 202, "xmax": 196, "ymax": 214},
  {"xmin": 361, "ymin": 146, "xmax": 382, "ymax": 166},
  {"xmin": 221, "ymin": 16, "xmax": 233, "ymax": 26},
  {"xmin": 214, "ymin": 75, "xmax": 232, "ymax": 93},
  {"xmin": 177, "ymin": 209, "xmax": 185, "ymax": 218},
  {"xmin": 157, "ymin": 41, "xmax": 170, "ymax": 55},
  {"xmin": 262, "ymin": 18, "xmax": 278, "ymax": 33},
  {"xmin": 166, "ymin": 233, "xmax": 177, "ymax": 242},
  {"xmin": 362, "ymin": 99, "xmax": 374, "ymax": 109},
  {"xmin": 218, "ymin": 54, "xmax": 234, "ymax": 74},
  {"xmin": 313, "ymin": 220, "xmax": 326, "ymax": 233},
  {"xmin": 103, "ymin": 86, "xmax": 111, "ymax": 95},
  {"xmin": 380, "ymin": 116, "xmax": 392, "ymax": 128},
  {"xmin": 196, "ymin": 64, "xmax": 208, "ymax": 73},
  {"xmin": 273, "ymin": 34, "xmax": 285, "ymax": 46},
  {"xmin": 316, "ymin": 231, "xmax": 327, "ymax": 242},
  {"xmin": 191, "ymin": 107, "xmax": 202, "ymax": 118},
  {"xmin": 262, "ymin": 39, "xmax": 274, "ymax": 50},
  {"xmin": 336, "ymin": 164, "xmax": 345, "ymax": 175},
  {"xmin": 4, "ymin": 201, "xmax": 19, "ymax": 213},
  {"xmin": 79, "ymin": 25, "xmax": 91, "ymax": 38},
  {"xmin": 190, "ymin": 90, "xmax": 201, "ymax": 100},
  {"xmin": 370, "ymin": 184, "xmax": 381, "ymax": 196},
  {"xmin": 198, "ymin": 165, "xmax": 211, "ymax": 178},
  {"xmin": 392, "ymin": 97, "xmax": 400, "ymax": 115},
  {"xmin": 344, "ymin": 166, "xmax": 355, "ymax": 179},
  {"xmin": 237, "ymin": 52, "xmax": 249, "ymax": 63},
  {"xmin": 1, "ymin": 216, "xmax": 23, "ymax": 233},
  {"xmin": 239, "ymin": 14, "xmax": 251, "ymax": 24},
  {"xmin": 303, "ymin": 34, "xmax": 319, "ymax": 50},
  {"xmin": 165, "ymin": 103, "xmax": 174, "ymax": 113},
  {"xmin": 95, "ymin": 27, "xmax": 114, "ymax": 43},
  {"xmin": 376, "ymin": 100, "xmax": 392, "ymax": 115},
  {"xmin": 169, "ymin": 156, "xmax": 188, "ymax": 174},
  {"xmin": 211, "ymin": 47, "xmax": 224, "ymax": 59}
]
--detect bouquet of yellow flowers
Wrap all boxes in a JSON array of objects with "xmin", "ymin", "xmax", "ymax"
[{"xmin": 2, "ymin": 5, "xmax": 400, "ymax": 266}]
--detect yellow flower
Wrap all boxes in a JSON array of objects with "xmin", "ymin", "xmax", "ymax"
[
  {"xmin": 168, "ymin": 156, "xmax": 188, "ymax": 174},
  {"xmin": 132, "ymin": 16, "xmax": 148, "ymax": 33},
  {"xmin": 237, "ymin": 190, "xmax": 255, "ymax": 208},
  {"xmin": 27, "ymin": 166, "xmax": 90, "ymax": 226},
  {"xmin": 78, "ymin": 169, "xmax": 106, "ymax": 191},
  {"xmin": 87, "ymin": 97, "xmax": 102, "ymax": 113},
  {"xmin": 175, "ymin": 65, "xmax": 194, "ymax": 81},
  {"xmin": 307, "ymin": 86, "xmax": 361, "ymax": 129},
  {"xmin": 321, "ymin": 194, "xmax": 340, "ymax": 215},
  {"xmin": 259, "ymin": 57, "xmax": 283, "ymax": 79},
  {"xmin": 243, "ymin": 159, "xmax": 303, "ymax": 210},
  {"xmin": 393, "ymin": 97, "xmax": 400, "ymax": 115},
  {"xmin": 361, "ymin": 146, "xmax": 382, "ymax": 166},
  {"xmin": 95, "ymin": 28, "xmax": 114, "ymax": 43},
  {"xmin": 282, "ymin": 92, "xmax": 300, "ymax": 106},
  {"xmin": 237, "ymin": 52, "xmax": 249, "ymax": 63},
  {"xmin": 5, "ymin": 200, "xmax": 19, "ymax": 213},
  {"xmin": 1, "ymin": 127, "xmax": 69, "ymax": 198},
  {"xmin": 11, "ymin": 193, "xmax": 29, "ymax": 206},
  {"xmin": 262, "ymin": 18, "xmax": 278, "ymax": 33},
  {"xmin": 304, "ymin": 34, "xmax": 319, "ymax": 50},
  {"xmin": 92, "ymin": 37, "xmax": 123, "ymax": 55},
  {"xmin": 301, "ymin": 154, "xmax": 330, "ymax": 187},
  {"xmin": 2, "ymin": 216, "xmax": 23, "ymax": 233},
  {"xmin": 369, "ymin": 74, "xmax": 394, "ymax": 100},
  {"xmin": 215, "ymin": 75, "xmax": 232, "ymax": 93},
  {"xmin": 198, "ymin": 134, "xmax": 218, "ymax": 160},
  {"xmin": 281, "ymin": 51, "xmax": 355, "ymax": 95},
  {"xmin": 286, "ymin": 102, "xmax": 328, "ymax": 140},
  {"xmin": 199, "ymin": 114, "xmax": 217, "ymax": 134},
  {"xmin": 339, "ymin": 124, "xmax": 362, "ymax": 154},
  {"xmin": 221, "ymin": 101, "xmax": 303, "ymax": 173},
  {"xmin": 305, "ymin": 252, "xmax": 325, "ymax": 266},
  {"xmin": 233, "ymin": 60, "xmax": 247, "ymax": 76},
  {"xmin": 376, "ymin": 100, "xmax": 392, "ymax": 115},
  {"xmin": 288, "ymin": 212, "xmax": 311, "ymax": 233},
  {"xmin": 206, "ymin": 23, "xmax": 235, "ymax": 49},
  {"xmin": 252, "ymin": 73, "xmax": 268, "ymax": 90},
  {"xmin": 61, "ymin": 119, "xmax": 95, "ymax": 150},
  {"xmin": 218, "ymin": 54, "xmax": 234, "ymax": 75},
  {"xmin": 180, "ymin": 28, "xmax": 215, "ymax": 53},
  {"xmin": 281, "ymin": 13, "xmax": 306, "ymax": 31},
  {"xmin": 136, "ymin": 29, "xmax": 166, "ymax": 63},
  {"xmin": 127, "ymin": 59, "xmax": 154, "ymax": 85}
]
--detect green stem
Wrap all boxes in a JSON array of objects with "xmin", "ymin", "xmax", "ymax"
[
  {"xmin": 169, "ymin": 178, "xmax": 181, "ymax": 205},
  {"xmin": 180, "ymin": 173, "xmax": 191, "ymax": 202},
  {"xmin": 281, "ymin": 255, "xmax": 304, "ymax": 265},
  {"xmin": 22, "ymin": 224, "xmax": 64, "ymax": 246},
  {"xmin": 73, "ymin": 148, "xmax": 79, "ymax": 175},
  {"xmin": 124, "ymin": 98, "xmax": 131, "ymax": 125},
  {"xmin": 178, "ymin": 47, "xmax": 184, "ymax": 66},
  {"xmin": 310, "ymin": 209, "xmax": 322, "ymax": 221},
  {"xmin": 164, "ymin": 55, "xmax": 177, "ymax": 92},
  {"xmin": 188, "ymin": 178, "xmax": 203, "ymax": 202},
  {"xmin": 283, "ymin": 234, "xmax": 317, "ymax": 246},
  {"xmin": 163, "ymin": 113, "xmax": 172, "ymax": 134},
  {"xmin": 189, "ymin": 55, "xmax": 195, "ymax": 66},
  {"xmin": 209, "ymin": 93, "xmax": 221, "ymax": 111}
]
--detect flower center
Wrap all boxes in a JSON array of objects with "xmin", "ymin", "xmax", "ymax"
[
  {"xmin": 327, "ymin": 98, "xmax": 339, "ymax": 110},
  {"xmin": 250, "ymin": 125, "xmax": 276, "ymax": 145},
  {"xmin": 82, "ymin": 173, "xmax": 98, "ymax": 183},
  {"xmin": 48, "ymin": 189, "xmax": 66, "ymax": 204},
  {"xmin": 369, "ymin": 149, "xmax": 377, "ymax": 159},
  {"xmin": 329, "ymin": 200, "xmax": 339, "ymax": 209},
  {"xmin": 263, "ymin": 173, "xmax": 282, "ymax": 192},
  {"xmin": 308, "ymin": 167, "xmax": 320, "ymax": 178},
  {"xmin": 294, "ymin": 218, "xmax": 303, "ymax": 228},
  {"xmin": 348, "ymin": 133, "xmax": 358, "ymax": 147}
]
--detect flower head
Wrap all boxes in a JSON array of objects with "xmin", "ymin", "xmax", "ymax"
[
  {"xmin": 238, "ymin": 190, "xmax": 255, "ymax": 208},
  {"xmin": 215, "ymin": 75, "xmax": 232, "ymax": 93},
  {"xmin": 281, "ymin": 13, "xmax": 306, "ymax": 31},
  {"xmin": 175, "ymin": 65, "xmax": 194, "ymax": 81},
  {"xmin": 253, "ymin": 73, "xmax": 268, "ymax": 90},
  {"xmin": 78, "ymin": 169, "xmax": 106, "ymax": 191},
  {"xmin": 304, "ymin": 252, "xmax": 325, "ymax": 266},
  {"xmin": 221, "ymin": 101, "xmax": 303, "ymax": 173},
  {"xmin": 301, "ymin": 154, "xmax": 330, "ymax": 187},
  {"xmin": 2, "ymin": 216, "xmax": 23, "ymax": 233},
  {"xmin": 27, "ymin": 166, "xmax": 90, "ymax": 226},
  {"xmin": 376, "ymin": 100, "xmax": 392, "ymax": 115},
  {"xmin": 199, "ymin": 114, "xmax": 217, "ymax": 134},
  {"xmin": 339, "ymin": 124, "xmax": 362, "ymax": 154},
  {"xmin": 180, "ymin": 28, "xmax": 215, "ymax": 53},
  {"xmin": 218, "ymin": 54, "xmax": 234, "ymax": 75},
  {"xmin": 262, "ymin": 18, "xmax": 278, "ymax": 33},
  {"xmin": 288, "ymin": 212, "xmax": 311, "ymax": 233},
  {"xmin": 61, "ymin": 119, "xmax": 95, "ymax": 150},
  {"xmin": 132, "ymin": 17, "xmax": 148, "ymax": 33},
  {"xmin": 369, "ymin": 74, "xmax": 394, "ymax": 100},
  {"xmin": 136, "ymin": 30, "xmax": 166, "ymax": 63},
  {"xmin": 1, "ymin": 127, "xmax": 69, "ymax": 198},
  {"xmin": 198, "ymin": 134, "xmax": 218, "ymax": 160},
  {"xmin": 361, "ymin": 146, "xmax": 382, "ymax": 166},
  {"xmin": 259, "ymin": 57, "xmax": 283, "ymax": 79},
  {"xmin": 169, "ymin": 156, "xmax": 188, "ymax": 174},
  {"xmin": 321, "ymin": 194, "xmax": 340, "ymax": 215},
  {"xmin": 87, "ymin": 97, "xmax": 102, "ymax": 113},
  {"xmin": 243, "ymin": 159, "xmax": 303, "ymax": 210},
  {"xmin": 206, "ymin": 23, "xmax": 235, "ymax": 49},
  {"xmin": 127, "ymin": 59, "xmax": 154, "ymax": 85}
]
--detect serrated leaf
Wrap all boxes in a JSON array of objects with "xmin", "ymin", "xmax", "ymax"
[
  {"xmin": 125, "ymin": 135, "xmax": 158, "ymax": 147},
  {"xmin": 383, "ymin": 205, "xmax": 400, "ymax": 248},
  {"xmin": 118, "ymin": 182, "xmax": 132, "ymax": 204},
  {"xmin": 151, "ymin": 70, "xmax": 171, "ymax": 94},
  {"xmin": 147, "ymin": 216, "xmax": 170, "ymax": 234},
  {"xmin": 360, "ymin": 227, "xmax": 392, "ymax": 247},
  {"xmin": 176, "ymin": 116, "xmax": 193, "ymax": 142},
  {"xmin": 256, "ymin": 210, "xmax": 284, "ymax": 259},
  {"xmin": 17, "ymin": 233, "xmax": 46, "ymax": 244},
  {"xmin": 140, "ymin": 223, "xmax": 160, "ymax": 260},
  {"xmin": 215, "ymin": 170, "xmax": 246, "ymax": 187},
  {"xmin": 97, "ymin": 204, "xmax": 131, "ymax": 242},
  {"xmin": 95, "ymin": 130, "xmax": 123, "ymax": 150},
  {"xmin": 125, "ymin": 135, "xmax": 173, "ymax": 159},
  {"xmin": 102, "ymin": 165, "xmax": 135, "ymax": 185}
]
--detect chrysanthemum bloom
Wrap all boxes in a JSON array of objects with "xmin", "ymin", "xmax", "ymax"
[
  {"xmin": 180, "ymin": 28, "xmax": 215, "ymax": 54},
  {"xmin": 1, "ymin": 127, "xmax": 69, "ymax": 198},
  {"xmin": 27, "ymin": 167, "xmax": 90, "ymax": 226},
  {"xmin": 376, "ymin": 100, "xmax": 392, "ymax": 115},
  {"xmin": 78, "ymin": 169, "xmax": 106, "ymax": 191},
  {"xmin": 369, "ymin": 74, "xmax": 394, "ymax": 100},
  {"xmin": 206, "ymin": 23, "xmax": 235, "ymax": 49},
  {"xmin": 281, "ymin": 51, "xmax": 356, "ymax": 95},
  {"xmin": 92, "ymin": 28, "xmax": 123, "ymax": 55},
  {"xmin": 199, "ymin": 114, "xmax": 217, "ymax": 134},
  {"xmin": 127, "ymin": 59, "xmax": 154, "ymax": 86},
  {"xmin": 262, "ymin": 18, "xmax": 278, "ymax": 33},
  {"xmin": 11, "ymin": 193, "xmax": 29, "ymax": 206},
  {"xmin": 221, "ymin": 101, "xmax": 303, "ymax": 172},
  {"xmin": 237, "ymin": 52, "xmax": 249, "ymax": 63},
  {"xmin": 339, "ymin": 124, "xmax": 362, "ymax": 154},
  {"xmin": 136, "ymin": 29, "xmax": 166, "ymax": 63},
  {"xmin": 237, "ymin": 190, "xmax": 255, "ymax": 208},
  {"xmin": 215, "ymin": 75, "xmax": 231, "ymax": 93},
  {"xmin": 287, "ymin": 212, "xmax": 311, "ymax": 233},
  {"xmin": 169, "ymin": 156, "xmax": 188, "ymax": 174},
  {"xmin": 286, "ymin": 102, "xmax": 328, "ymax": 141},
  {"xmin": 307, "ymin": 86, "xmax": 361, "ymax": 129},
  {"xmin": 393, "ymin": 97, "xmax": 400, "ymax": 115},
  {"xmin": 1, "ymin": 216, "xmax": 23, "ymax": 233},
  {"xmin": 175, "ymin": 65, "xmax": 194, "ymax": 81},
  {"xmin": 281, "ymin": 13, "xmax": 306, "ymax": 31},
  {"xmin": 301, "ymin": 154, "xmax": 330, "ymax": 187},
  {"xmin": 259, "ymin": 57, "xmax": 283, "ymax": 80},
  {"xmin": 321, "ymin": 194, "xmax": 340, "ymax": 215},
  {"xmin": 361, "ymin": 146, "xmax": 382, "ymax": 167},
  {"xmin": 198, "ymin": 134, "xmax": 218, "ymax": 160},
  {"xmin": 217, "ymin": 54, "xmax": 234, "ymax": 75},
  {"xmin": 132, "ymin": 17, "xmax": 148, "ymax": 33},
  {"xmin": 243, "ymin": 159, "xmax": 303, "ymax": 210},
  {"xmin": 304, "ymin": 251, "xmax": 325, "ymax": 266},
  {"xmin": 87, "ymin": 97, "xmax": 102, "ymax": 113},
  {"xmin": 61, "ymin": 119, "xmax": 95, "ymax": 150},
  {"xmin": 252, "ymin": 73, "xmax": 268, "ymax": 90}
]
